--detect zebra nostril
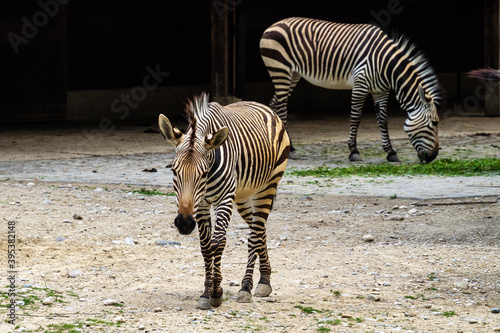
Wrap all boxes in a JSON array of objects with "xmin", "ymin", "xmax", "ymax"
[
  {"xmin": 432, "ymin": 121, "xmax": 438, "ymax": 127},
  {"xmin": 174, "ymin": 214, "xmax": 196, "ymax": 235}
]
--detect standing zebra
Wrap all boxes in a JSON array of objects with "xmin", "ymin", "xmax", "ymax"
[
  {"xmin": 260, "ymin": 17, "xmax": 442, "ymax": 163},
  {"xmin": 158, "ymin": 93, "xmax": 290, "ymax": 309}
]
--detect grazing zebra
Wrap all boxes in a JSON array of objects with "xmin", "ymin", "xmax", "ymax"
[
  {"xmin": 158, "ymin": 93, "xmax": 290, "ymax": 309},
  {"xmin": 260, "ymin": 17, "xmax": 442, "ymax": 163}
]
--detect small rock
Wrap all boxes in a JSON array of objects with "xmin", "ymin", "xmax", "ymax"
[
  {"xmin": 229, "ymin": 281, "xmax": 240, "ymax": 286},
  {"xmin": 404, "ymin": 312, "xmax": 416, "ymax": 317},
  {"xmin": 279, "ymin": 235, "xmax": 288, "ymax": 241},
  {"xmin": 26, "ymin": 182, "xmax": 35, "ymax": 187},
  {"xmin": 73, "ymin": 214, "xmax": 83, "ymax": 220},
  {"xmin": 167, "ymin": 240, "xmax": 181, "ymax": 246},
  {"xmin": 367, "ymin": 294, "xmax": 381, "ymax": 301},
  {"xmin": 408, "ymin": 208, "xmax": 418, "ymax": 214},
  {"xmin": 468, "ymin": 318, "xmax": 479, "ymax": 324},
  {"xmin": 342, "ymin": 209, "xmax": 350, "ymax": 214},
  {"xmin": 68, "ymin": 270, "xmax": 83, "ymax": 278},
  {"xmin": 175, "ymin": 306, "xmax": 182, "ymax": 311},
  {"xmin": 153, "ymin": 307, "xmax": 162, "ymax": 313},
  {"xmin": 455, "ymin": 280, "xmax": 469, "ymax": 289},
  {"xmin": 42, "ymin": 297, "xmax": 54, "ymax": 305},
  {"xmin": 138, "ymin": 196, "xmax": 145, "ymax": 200},
  {"xmin": 124, "ymin": 238, "xmax": 136, "ymax": 245},
  {"xmin": 43, "ymin": 200, "xmax": 52, "ymax": 205},
  {"xmin": 492, "ymin": 308, "xmax": 500, "ymax": 313},
  {"xmin": 155, "ymin": 240, "xmax": 167, "ymax": 246},
  {"xmin": 262, "ymin": 297, "xmax": 277, "ymax": 302},
  {"xmin": 62, "ymin": 219, "xmax": 72, "ymax": 223},
  {"xmin": 103, "ymin": 299, "xmax": 120, "ymax": 306},
  {"xmin": 341, "ymin": 314, "xmax": 352, "ymax": 318},
  {"xmin": 111, "ymin": 240, "xmax": 121, "ymax": 245},
  {"xmin": 55, "ymin": 236, "xmax": 66, "ymax": 242},
  {"xmin": 114, "ymin": 316, "xmax": 125, "ymax": 323},
  {"xmin": 299, "ymin": 196, "xmax": 313, "ymax": 201},
  {"xmin": 362, "ymin": 234, "xmax": 374, "ymax": 242},
  {"xmin": 376, "ymin": 209, "xmax": 386, "ymax": 214},
  {"xmin": 138, "ymin": 325, "xmax": 146, "ymax": 330}
]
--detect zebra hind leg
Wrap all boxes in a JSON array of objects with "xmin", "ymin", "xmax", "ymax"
[
  {"xmin": 254, "ymin": 227, "xmax": 272, "ymax": 298},
  {"xmin": 235, "ymin": 196, "xmax": 273, "ymax": 302},
  {"xmin": 348, "ymin": 85, "xmax": 368, "ymax": 161}
]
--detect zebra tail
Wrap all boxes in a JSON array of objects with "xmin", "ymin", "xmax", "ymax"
[{"xmin": 468, "ymin": 68, "xmax": 500, "ymax": 81}]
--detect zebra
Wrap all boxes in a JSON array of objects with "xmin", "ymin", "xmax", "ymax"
[
  {"xmin": 260, "ymin": 17, "xmax": 442, "ymax": 163},
  {"xmin": 158, "ymin": 93, "xmax": 290, "ymax": 309},
  {"xmin": 469, "ymin": 68, "xmax": 500, "ymax": 81}
]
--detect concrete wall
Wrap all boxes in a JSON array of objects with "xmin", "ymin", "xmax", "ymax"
[{"xmin": 67, "ymin": 72, "xmax": 485, "ymax": 123}]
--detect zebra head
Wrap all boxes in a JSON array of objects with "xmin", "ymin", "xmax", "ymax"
[
  {"xmin": 158, "ymin": 113, "xmax": 228, "ymax": 235},
  {"xmin": 404, "ymin": 85, "xmax": 440, "ymax": 163}
]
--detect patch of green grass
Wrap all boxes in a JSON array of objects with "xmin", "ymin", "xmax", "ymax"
[
  {"xmin": 287, "ymin": 158, "xmax": 500, "ymax": 178},
  {"xmin": 46, "ymin": 322, "xmax": 84, "ymax": 332},
  {"xmin": 317, "ymin": 327, "xmax": 331, "ymax": 332},
  {"xmin": 428, "ymin": 272, "xmax": 439, "ymax": 281},
  {"xmin": 442, "ymin": 311, "xmax": 457, "ymax": 317},
  {"xmin": 132, "ymin": 187, "xmax": 175, "ymax": 196},
  {"xmin": 331, "ymin": 290, "xmax": 342, "ymax": 297},
  {"xmin": 294, "ymin": 305, "xmax": 323, "ymax": 314},
  {"xmin": 404, "ymin": 295, "xmax": 416, "ymax": 300}
]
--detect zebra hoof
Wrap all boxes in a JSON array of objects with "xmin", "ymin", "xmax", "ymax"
[
  {"xmin": 209, "ymin": 290, "xmax": 224, "ymax": 308},
  {"xmin": 237, "ymin": 290, "xmax": 252, "ymax": 303},
  {"xmin": 349, "ymin": 153, "xmax": 362, "ymax": 162},
  {"xmin": 254, "ymin": 283, "xmax": 272, "ymax": 297},
  {"xmin": 387, "ymin": 152, "xmax": 400, "ymax": 163},
  {"xmin": 196, "ymin": 297, "xmax": 211, "ymax": 310}
]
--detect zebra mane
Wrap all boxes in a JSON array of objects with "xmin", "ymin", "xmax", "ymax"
[
  {"xmin": 184, "ymin": 93, "xmax": 210, "ymax": 149},
  {"xmin": 391, "ymin": 34, "xmax": 443, "ymax": 106}
]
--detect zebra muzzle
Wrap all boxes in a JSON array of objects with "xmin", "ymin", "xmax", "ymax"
[{"xmin": 174, "ymin": 213, "xmax": 196, "ymax": 235}]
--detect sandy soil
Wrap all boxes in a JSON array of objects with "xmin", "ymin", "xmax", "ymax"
[{"xmin": 0, "ymin": 111, "xmax": 499, "ymax": 332}]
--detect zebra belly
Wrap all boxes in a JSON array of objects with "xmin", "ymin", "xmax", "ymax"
[{"xmin": 301, "ymin": 74, "xmax": 354, "ymax": 90}]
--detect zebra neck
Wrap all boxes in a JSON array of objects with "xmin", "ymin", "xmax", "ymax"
[{"xmin": 388, "ymin": 58, "xmax": 426, "ymax": 112}]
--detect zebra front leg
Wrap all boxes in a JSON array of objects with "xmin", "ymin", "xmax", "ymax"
[
  {"xmin": 373, "ymin": 92, "xmax": 400, "ymax": 162},
  {"xmin": 207, "ymin": 200, "xmax": 233, "ymax": 307},
  {"xmin": 195, "ymin": 204, "xmax": 214, "ymax": 310}
]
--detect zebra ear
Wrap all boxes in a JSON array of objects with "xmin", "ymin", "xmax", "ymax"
[
  {"xmin": 418, "ymin": 85, "xmax": 433, "ymax": 106},
  {"xmin": 158, "ymin": 114, "xmax": 184, "ymax": 147},
  {"xmin": 204, "ymin": 127, "xmax": 228, "ymax": 151}
]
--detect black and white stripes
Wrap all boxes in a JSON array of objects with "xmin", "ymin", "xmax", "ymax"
[
  {"xmin": 260, "ymin": 17, "xmax": 442, "ymax": 163},
  {"xmin": 158, "ymin": 93, "xmax": 290, "ymax": 309}
]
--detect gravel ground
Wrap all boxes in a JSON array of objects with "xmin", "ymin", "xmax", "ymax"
[{"xmin": 0, "ymin": 112, "xmax": 499, "ymax": 332}]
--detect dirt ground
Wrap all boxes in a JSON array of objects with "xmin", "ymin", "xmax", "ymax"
[{"xmin": 0, "ymin": 110, "xmax": 499, "ymax": 332}]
